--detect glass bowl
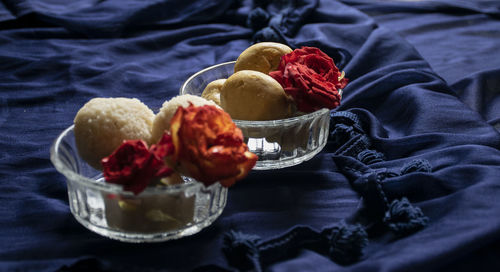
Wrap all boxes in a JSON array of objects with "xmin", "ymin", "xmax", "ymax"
[
  {"xmin": 180, "ymin": 61, "xmax": 333, "ymax": 170},
  {"xmin": 50, "ymin": 125, "xmax": 227, "ymax": 243}
]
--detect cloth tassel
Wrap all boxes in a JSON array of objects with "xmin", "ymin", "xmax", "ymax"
[
  {"xmin": 383, "ymin": 197, "xmax": 429, "ymax": 236},
  {"xmin": 357, "ymin": 149, "xmax": 385, "ymax": 165},
  {"xmin": 246, "ymin": 7, "xmax": 270, "ymax": 31},
  {"xmin": 400, "ymin": 159, "xmax": 432, "ymax": 174},
  {"xmin": 222, "ymin": 230, "xmax": 262, "ymax": 271},
  {"xmin": 246, "ymin": 0, "xmax": 319, "ymax": 45},
  {"xmin": 321, "ymin": 224, "xmax": 368, "ymax": 265},
  {"xmin": 334, "ymin": 156, "xmax": 431, "ymax": 238},
  {"xmin": 222, "ymin": 223, "xmax": 368, "ymax": 271}
]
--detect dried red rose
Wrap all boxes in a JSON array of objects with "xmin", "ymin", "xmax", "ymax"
[
  {"xmin": 169, "ymin": 104, "xmax": 258, "ymax": 187},
  {"xmin": 101, "ymin": 137, "xmax": 174, "ymax": 195},
  {"xmin": 269, "ymin": 46, "xmax": 348, "ymax": 113}
]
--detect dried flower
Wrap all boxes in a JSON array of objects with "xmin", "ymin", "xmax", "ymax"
[
  {"xmin": 101, "ymin": 137, "xmax": 173, "ymax": 195},
  {"xmin": 269, "ymin": 46, "xmax": 348, "ymax": 112},
  {"xmin": 169, "ymin": 104, "xmax": 258, "ymax": 187}
]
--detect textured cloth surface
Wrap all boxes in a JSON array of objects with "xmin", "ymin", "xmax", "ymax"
[
  {"xmin": 341, "ymin": 0, "xmax": 500, "ymax": 128},
  {"xmin": 1, "ymin": 0, "xmax": 500, "ymax": 271}
]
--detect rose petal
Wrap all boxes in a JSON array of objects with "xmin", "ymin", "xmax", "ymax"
[
  {"xmin": 270, "ymin": 46, "xmax": 347, "ymax": 112},
  {"xmin": 101, "ymin": 138, "xmax": 174, "ymax": 195},
  {"xmin": 170, "ymin": 104, "xmax": 257, "ymax": 187}
]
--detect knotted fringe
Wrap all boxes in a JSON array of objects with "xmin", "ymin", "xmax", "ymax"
[
  {"xmin": 330, "ymin": 111, "xmax": 370, "ymax": 159},
  {"xmin": 331, "ymin": 111, "xmax": 431, "ymax": 237},
  {"xmin": 370, "ymin": 170, "xmax": 429, "ymax": 237},
  {"xmin": 321, "ymin": 224, "xmax": 368, "ymax": 265},
  {"xmin": 330, "ymin": 111, "xmax": 433, "ymax": 173},
  {"xmin": 357, "ymin": 149, "xmax": 385, "ymax": 165},
  {"xmin": 247, "ymin": 7, "xmax": 270, "ymax": 31},
  {"xmin": 246, "ymin": 0, "xmax": 319, "ymax": 45},
  {"xmin": 383, "ymin": 197, "xmax": 429, "ymax": 236},
  {"xmin": 222, "ymin": 230, "xmax": 261, "ymax": 271},
  {"xmin": 400, "ymin": 159, "xmax": 432, "ymax": 174},
  {"xmin": 331, "ymin": 110, "xmax": 361, "ymax": 125},
  {"xmin": 222, "ymin": 223, "xmax": 367, "ymax": 271}
]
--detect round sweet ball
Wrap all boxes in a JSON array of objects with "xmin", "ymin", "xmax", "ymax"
[
  {"xmin": 234, "ymin": 42, "xmax": 292, "ymax": 74},
  {"xmin": 201, "ymin": 79, "xmax": 226, "ymax": 106},
  {"xmin": 74, "ymin": 97, "xmax": 155, "ymax": 170},
  {"xmin": 220, "ymin": 70, "xmax": 294, "ymax": 121},
  {"xmin": 151, "ymin": 94, "xmax": 218, "ymax": 143}
]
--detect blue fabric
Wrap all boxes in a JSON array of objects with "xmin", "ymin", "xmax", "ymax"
[
  {"xmin": 223, "ymin": 222, "xmax": 368, "ymax": 271},
  {"xmin": 340, "ymin": 0, "xmax": 500, "ymax": 129},
  {"xmin": 2, "ymin": 0, "xmax": 500, "ymax": 271}
]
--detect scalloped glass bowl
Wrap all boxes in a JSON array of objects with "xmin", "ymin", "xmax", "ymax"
[
  {"xmin": 50, "ymin": 126, "xmax": 227, "ymax": 243},
  {"xmin": 180, "ymin": 61, "xmax": 333, "ymax": 170}
]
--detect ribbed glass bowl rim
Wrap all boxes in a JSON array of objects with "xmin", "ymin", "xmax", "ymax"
[
  {"xmin": 180, "ymin": 61, "xmax": 340, "ymax": 126},
  {"xmin": 50, "ymin": 125, "xmax": 206, "ymax": 196}
]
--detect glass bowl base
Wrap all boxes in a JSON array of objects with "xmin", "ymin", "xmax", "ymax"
[{"xmin": 71, "ymin": 207, "xmax": 224, "ymax": 243}]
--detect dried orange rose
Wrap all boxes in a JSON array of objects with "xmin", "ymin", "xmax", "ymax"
[{"xmin": 169, "ymin": 104, "xmax": 257, "ymax": 187}]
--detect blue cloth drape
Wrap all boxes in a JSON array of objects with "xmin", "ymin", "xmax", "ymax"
[{"xmin": 1, "ymin": 0, "xmax": 500, "ymax": 271}]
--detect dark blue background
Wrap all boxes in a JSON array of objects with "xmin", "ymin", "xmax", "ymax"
[{"xmin": 1, "ymin": 0, "xmax": 500, "ymax": 271}]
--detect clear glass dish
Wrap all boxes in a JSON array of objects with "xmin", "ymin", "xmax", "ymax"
[
  {"xmin": 50, "ymin": 125, "xmax": 227, "ymax": 243},
  {"xmin": 180, "ymin": 61, "xmax": 332, "ymax": 170}
]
